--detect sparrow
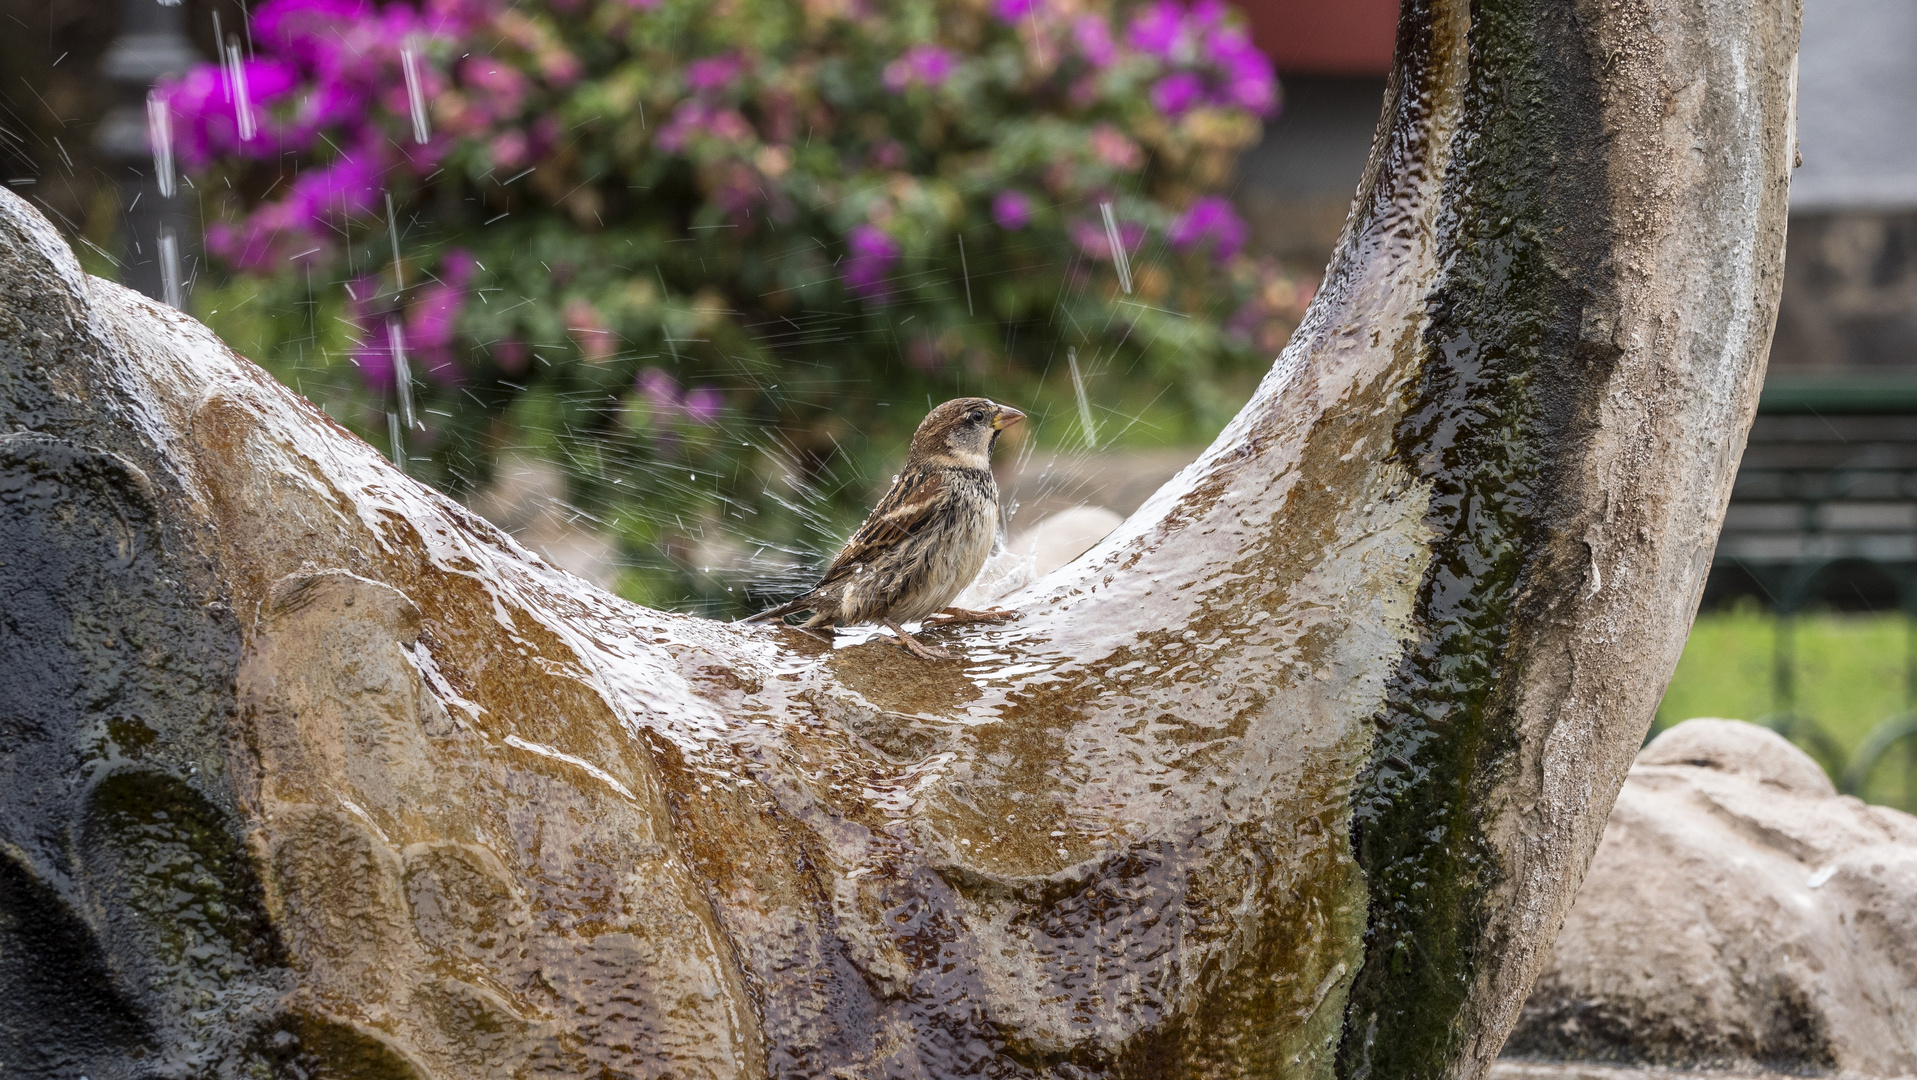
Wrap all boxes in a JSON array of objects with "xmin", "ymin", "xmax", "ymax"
[{"xmin": 746, "ymin": 397, "xmax": 1025, "ymax": 660}]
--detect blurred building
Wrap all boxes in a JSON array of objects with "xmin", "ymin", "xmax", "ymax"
[{"xmin": 1232, "ymin": 0, "xmax": 1917, "ymax": 616}]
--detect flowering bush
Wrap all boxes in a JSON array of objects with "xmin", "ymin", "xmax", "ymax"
[{"xmin": 166, "ymin": 0, "xmax": 1312, "ymax": 610}]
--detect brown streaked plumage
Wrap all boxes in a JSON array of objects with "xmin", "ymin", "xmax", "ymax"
[{"xmin": 745, "ymin": 397, "xmax": 1025, "ymax": 659}]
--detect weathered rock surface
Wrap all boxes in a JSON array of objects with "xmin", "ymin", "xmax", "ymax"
[
  {"xmin": 0, "ymin": 0, "xmax": 1799, "ymax": 1074},
  {"xmin": 1505, "ymin": 719, "xmax": 1917, "ymax": 1075}
]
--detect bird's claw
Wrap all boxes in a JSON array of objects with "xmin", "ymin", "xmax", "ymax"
[{"xmin": 882, "ymin": 618, "xmax": 955, "ymax": 660}]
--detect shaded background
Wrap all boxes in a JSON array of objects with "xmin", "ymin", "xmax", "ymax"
[{"xmin": 5, "ymin": 0, "xmax": 1916, "ymax": 807}]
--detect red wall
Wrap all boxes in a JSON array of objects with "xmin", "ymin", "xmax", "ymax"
[{"xmin": 1232, "ymin": 0, "xmax": 1400, "ymax": 76}]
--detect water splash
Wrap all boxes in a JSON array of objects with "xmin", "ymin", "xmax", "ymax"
[
  {"xmin": 389, "ymin": 319, "xmax": 416, "ymax": 430},
  {"xmin": 1100, "ymin": 201, "xmax": 1133, "ymax": 295},
  {"xmin": 147, "ymin": 91, "xmax": 175, "ymax": 199},
  {"xmin": 1068, "ymin": 347, "xmax": 1097, "ymax": 449},
  {"xmin": 158, "ymin": 226, "xmax": 183, "ymax": 309},
  {"xmin": 400, "ymin": 38, "xmax": 431, "ymax": 145}
]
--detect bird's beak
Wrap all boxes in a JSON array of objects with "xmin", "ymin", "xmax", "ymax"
[{"xmin": 992, "ymin": 405, "xmax": 1026, "ymax": 431}]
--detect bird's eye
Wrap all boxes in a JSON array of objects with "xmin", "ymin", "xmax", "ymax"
[{"xmin": 968, "ymin": 411, "xmax": 985, "ymax": 424}]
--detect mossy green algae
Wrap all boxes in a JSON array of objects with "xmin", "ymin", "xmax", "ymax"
[{"xmin": 1339, "ymin": 0, "xmax": 1618, "ymax": 1074}]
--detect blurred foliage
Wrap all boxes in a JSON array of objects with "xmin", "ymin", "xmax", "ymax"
[
  {"xmin": 172, "ymin": 0, "xmax": 1315, "ymax": 612},
  {"xmin": 1656, "ymin": 603, "xmax": 1917, "ymax": 811}
]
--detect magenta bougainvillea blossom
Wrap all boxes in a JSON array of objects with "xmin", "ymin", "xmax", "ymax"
[
  {"xmin": 1170, "ymin": 196, "xmax": 1248, "ymax": 261},
  {"xmin": 1125, "ymin": 0, "xmax": 1276, "ymax": 115},
  {"xmin": 842, "ymin": 224, "xmax": 903, "ymax": 300},
  {"xmin": 882, "ymin": 45, "xmax": 958, "ymax": 91},
  {"xmin": 993, "ymin": 190, "xmax": 1035, "ymax": 231}
]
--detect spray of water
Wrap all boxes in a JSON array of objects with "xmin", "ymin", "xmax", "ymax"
[
  {"xmin": 1099, "ymin": 201, "xmax": 1133, "ymax": 295},
  {"xmin": 389, "ymin": 319, "xmax": 416, "ymax": 430},
  {"xmin": 1067, "ymin": 347, "xmax": 1097, "ymax": 449},
  {"xmin": 223, "ymin": 38, "xmax": 258, "ymax": 141},
  {"xmin": 400, "ymin": 39, "xmax": 431, "ymax": 145},
  {"xmin": 158, "ymin": 226, "xmax": 183, "ymax": 309},
  {"xmin": 146, "ymin": 92, "xmax": 175, "ymax": 199}
]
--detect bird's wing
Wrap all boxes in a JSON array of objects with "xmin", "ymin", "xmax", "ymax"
[{"xmin": 816, "ymin": 469, "xmax": 948, "ymax": 586}]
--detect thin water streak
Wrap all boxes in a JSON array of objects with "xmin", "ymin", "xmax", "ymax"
[
  {"xmin": 158, "ymin": 226, "xmax": 183, "ymax": 309},
  {"xmin": 1068, "ymin": 347, "xmax": 1097, "ymax": 449},
  {"xmin": 401, "ymin": 38, "xmax": 431, "ymax": 145},
  {"xmin": 386, "ymin": 192, "xmax": 405, "ymax": 291},
  {"xmin": 958, "ymin": 234, "xmax": 974, "ymax": 317},
  {"xmin": 389, "ymin": 319, "xmax": 417, "ymax": 430},
  {"xmin": 225, "ymin": 37, "xmax": 257, "ymax": 141},
  {"xmin": 1099, "ymin": 201, "xmax": 1133, "ymax": 295},
  {"xmin": 387, "ymin": 410, "xmax": 405, "ymax": 470},
  {"xmin": 146, "ymin": 91, "xmax": 175, "ymax": 199}
]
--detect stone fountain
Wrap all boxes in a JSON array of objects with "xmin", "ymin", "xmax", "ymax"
[{"xmin": 0, "ymin": 0, "xmax": 1798, "ymax": 1075}]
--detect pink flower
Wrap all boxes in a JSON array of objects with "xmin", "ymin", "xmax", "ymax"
[
  {"xmin": 883, "ymin": 45, "xmax": 957, "ymax": 91},
  {"xmin": 488, "ymin": 130, "xmax": 528, "ymax": 169},
  {"xmin": 1070, "ymin": 216, "xmax": 1144, "ymax": 260},
  {"xmin": 1169, "ymin": 195, "xmax": 1247, "ymax": 261},
  {"xmin": 683, "ymin": 386, "xmax": 723, "ymax": 423},
  {"xmin": 1073, "ymin": 15, "xmax": 1118, "ymax": 67},
  {"xmin": 1150, "ymin": 71, "xmax": 1204, "ymax": 115},
  {"xmin": 566, "ymin": 300, "xmax": 618, "ymax": 363},
  {"xmin": 401, "ymin": 249, "xmax": 476, "ymax": 384},
  {"xmin": 842, "ymin": 224, "xmax": 900, "ymax": 301},
  {"xmin": 345, "ymin": 275, "xmax": 396, "ymax": 391},
  {"xmin": 686, "ymin": 52, "xmax": 746, "ymax": 93},
  {"xmin": 994, "ymin": 0, "xmax": 1043, "ymax": 21},
  {"xmin": 993, "ymin": 190, "xmax": 1033, "ymax": 230},
  {"xmin": 1089, "ymin": 124, "xmax": 1142, "ymax": 169},
  {"xmin": 462, "ymin": 56, "xmax": 530, "ymax": 116},
  {"xmin": 252, "ymin": 0, "xmax": 376, "ymax": 68},
  {"xmin": 637, "ymin": 367, "xmax": 678, "ymax": 410},
  {"xmin": 1204, "ymin": 26, "xmax": 1278, "ymax": 115},
  {"xmin": 656, "ymin": 101, "xmax": 754, "ymax": 151},
  {"xmin": 1128, "ymin": 2, "xmax": 1188, "ymax": 59},
  {"xmin": 493, "ymin": 337, "xmax": 529, "ymax": 374}
]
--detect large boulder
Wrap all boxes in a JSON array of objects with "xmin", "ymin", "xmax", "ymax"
[{"xmin": 1505, "ymin": 719, "xmax": 1917, "ymax": 1074}]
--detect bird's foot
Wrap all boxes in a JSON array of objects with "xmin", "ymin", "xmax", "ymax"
[
  {"xmin": 925, "ymin": 606, "xmax": 1021, "ymax": 625},
  {"xmin": 883, "ymin": 619, "xmax": 955, "ymax": 661}
]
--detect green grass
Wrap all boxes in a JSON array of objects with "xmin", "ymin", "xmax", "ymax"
[{"xmin": 1655, "ymin": 603, "xmax": 1917, "ymax": 811}]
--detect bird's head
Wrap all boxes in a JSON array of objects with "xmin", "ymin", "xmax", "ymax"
[{"xmin": 908, "ymin": 397, "xmax": 1025, "ymax": 470}]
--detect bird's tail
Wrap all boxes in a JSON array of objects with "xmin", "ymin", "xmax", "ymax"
[{"xmin": 741, "ymin": 597, "xmax": 812, "ymax": 624}]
